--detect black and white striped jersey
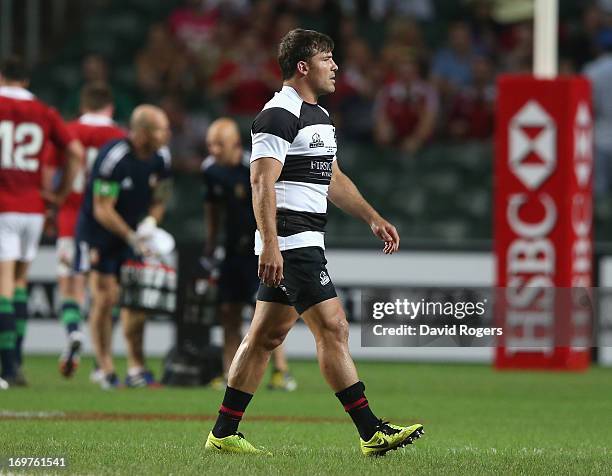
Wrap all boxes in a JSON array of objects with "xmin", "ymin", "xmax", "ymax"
[{"xmin": 250, "ymin": 85, "xmax": 337, "ymax": 254}]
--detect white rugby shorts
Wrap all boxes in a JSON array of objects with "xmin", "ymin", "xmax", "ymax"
[{"xmin": 0, "ymin": 212, "xmax": 44, "ymax": 262}]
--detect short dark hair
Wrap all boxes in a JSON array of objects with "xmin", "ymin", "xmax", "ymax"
[
  {"xmin": 80, "ymin": 81, "xmax": 114, "ymax": 111},
  {"xmin": 278, "ymin": 29, "xmax": 334, "ymax": 80},
  {"xmin": 0, "ymin": 56, "xmax": 29, "ymax": 82}
]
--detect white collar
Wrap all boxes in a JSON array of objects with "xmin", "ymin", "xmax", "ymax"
[
  {"xmin": 79, "ymin": 113, "xmax": 115, "ymax": 126},
  {"xmin": 0, "ymin": 86, "xmax": 35, "ymax": 100},
  {"xmin": 281, "ymin": 84, "xmax": 313, "ymax": 105}
]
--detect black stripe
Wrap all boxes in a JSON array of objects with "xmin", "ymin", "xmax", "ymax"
[
  {"xmin": 276, "ymin": 208, "xmax": 327, "ymax": 236},
  {"xmin": 278, "ymin": 154, "xmax": 334, "ymax": 184},
  {"xmin": 298, "ymin": 103, "xmax": 333, "ymax": 128},
  {"xmin": 252, "ymin": 107, "xmax": 299, "ymax": 143}
]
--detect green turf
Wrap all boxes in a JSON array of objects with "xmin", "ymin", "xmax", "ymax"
[{"xmin": 1, "ymin": 356, "xmax": 610, "ymax": 475}]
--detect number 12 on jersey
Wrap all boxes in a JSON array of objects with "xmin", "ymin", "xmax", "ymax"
[{"xmin": 0, "ymin": 120, "xmax": 43, "ymax": 171}]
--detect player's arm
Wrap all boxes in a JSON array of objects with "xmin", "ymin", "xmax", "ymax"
[
  {"xmin": 204, "ymin": 202, "xmax": 220, "ymax": 256},
  {"xmin": 45, "ymin": 140, "xmax": 84, "ymax": 205},
  {"xmin": 403, "ymin": 87, "xmax": 438, "ymax": 154},
  {"xmin": 251, "ymin": 157, "xmax": 283, "ymax": 286},
  {"xmin": 45, "ymin": 108, "xmax": 85, "ymax": 204},
  {"xmin": 202, "ymin": 172, "xmax": 222, "ymax": 256},
  {"xmin": 148, "ymin": 178, "xmax": 173, "ymax": 223},
  {"xmin": 328, "ymin": 160, "xmax": 400, "ymax": 254},
  {"xmin": 92, "ymin": 179, "xmax": 134, "ymax": 241}
]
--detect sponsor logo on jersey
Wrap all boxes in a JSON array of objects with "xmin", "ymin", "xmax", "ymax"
[
  {"xmin": 121, "ymin": 177, "xmax": 134, "ymax": 189},
  {"xmin": 309, "ymin": 133, "xmax": 324, "ymax": 148},
  {"xmin": 320, "ymin": 271, "xmax": 330, "ymax": 286}
]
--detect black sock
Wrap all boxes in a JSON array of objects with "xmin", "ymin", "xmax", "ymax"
[
  {"xmin": 336, "ymin": 381, "xmax": 380, "ymax": 441},
  {"xmin": 212, "ymin": 386, "xmax": 253, "ymax": 438}
]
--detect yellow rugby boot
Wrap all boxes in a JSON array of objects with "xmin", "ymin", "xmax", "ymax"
[
  {"xmin": 205, "ymin": 431, "xmax": 271, "ymax": 455},
  {"xmin": 360, "ymin": 421, "xmax": 424, "ymax": 457}
]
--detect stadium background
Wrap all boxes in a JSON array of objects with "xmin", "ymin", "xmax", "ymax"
[
  {"xmin": 1, "ymin": 1, "xmax": 611, "ymax": 474},
  {"xmin": 3, "ymin": 0, "xmax": 611, "ymax": 362}
]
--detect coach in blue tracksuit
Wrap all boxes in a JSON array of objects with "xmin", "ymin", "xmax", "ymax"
[
  {"xmin": 202, "ymin": 118, "xmax": 296, "ymax": 391},
  {"xmin": 76, "ymin": 105, "xmax": 172, "ymax": 389}
]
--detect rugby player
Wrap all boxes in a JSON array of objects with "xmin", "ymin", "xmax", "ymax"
[
  {"xmin": 202, "ymin": 117, "xmax": 296, "ymax": 392},
  {"xmin": 47, "ymin": 82, "xmax": 125, "ymax": 378},
  {"xmin": 0, "ymin": 56, "xmax": 82, "ymax": 387},
  {"xmin": 205, "ymin": 29, "xmax": 424, "ymax": 456},
  {"xmin": 76, "ymin": 105, "xmax": 172, "ymax": 389}
]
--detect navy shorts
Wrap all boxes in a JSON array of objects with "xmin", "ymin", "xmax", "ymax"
[
  {"xmin": 218, "ymin": 254, "xmax": 259, "ymax": 304},
  {"xmin": 256, "ymin": 246, "xmax": 337, "ymax": 314},
  {"xmin": 74, "ymin": 238, "xmax": 136, "ymax": 277}
]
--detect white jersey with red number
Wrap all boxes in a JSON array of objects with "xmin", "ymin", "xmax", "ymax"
[{"xmin": 0, "ymin": 86, "xmax": 74, "ymax": 213}]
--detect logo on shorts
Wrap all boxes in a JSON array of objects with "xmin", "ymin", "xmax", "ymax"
[
  {"xmin": 309, "ymin": 133, "xmax": 324, "ymax": 148},
  {"xmin": 320, "ymin": 271, "xmax": 330, "ymax": 286},
  {"xmin": 279, "ymin": 283, "xmax": 293, "ymax": 298}
]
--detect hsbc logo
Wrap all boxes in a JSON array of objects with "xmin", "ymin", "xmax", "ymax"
[
  {"xmin": 509, "ymin": 100, "xmax": 556, "ymax": 190},
  {"xmin": 574, "ymin": 102, "xmax": 593, "ymax": 188}
]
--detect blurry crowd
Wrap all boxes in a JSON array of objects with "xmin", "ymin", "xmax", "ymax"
[{"xmin": 59, "ymin": 0, "xmax": 612, "ymax": 171}]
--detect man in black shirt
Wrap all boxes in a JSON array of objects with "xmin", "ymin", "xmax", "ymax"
[{"xmin": 202, "ymin": 118, "xmax": 296, "ymax": 391}]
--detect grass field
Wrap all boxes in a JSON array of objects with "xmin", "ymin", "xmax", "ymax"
[{"xmin": 1, "ymin": 356, "xmax": 610, "ymax": 475}]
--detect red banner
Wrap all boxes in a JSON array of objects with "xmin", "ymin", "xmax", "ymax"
[{"xmin": 494, "ymin": 75, "xmax": 593, "ymax": 370}]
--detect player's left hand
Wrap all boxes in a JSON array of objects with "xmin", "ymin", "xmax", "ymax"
[
  {"xmin": 370, "ymin": 218, "xmax": 400, "ymax": 254},
  {"xmin": 40, "ymin": 190, "xmax": 66, "ymax": 206}
]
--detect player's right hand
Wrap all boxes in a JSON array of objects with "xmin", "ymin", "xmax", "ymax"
[
  {"xmin": 258, "ymin": 246, "xmax": 284, "ymax": 287},
  {"xmin": 127, "ymin": 231, "xmax": 153, "ymax": 257}
]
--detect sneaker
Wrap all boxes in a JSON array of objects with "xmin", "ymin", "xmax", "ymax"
[
  {"xmin": 360, "ymin": 420, "xmax": 424, "ymax": 457},
  {"xmin": 59, "ymin": 331, "xmax": 83, "ymax": 378},
  {"xmin": 9, "ymin": 367, "xmax": 28, "ymax": 387},
  {"xmin": 100, "ymin": 372, "xmax": 121, "ymax": 390},
  {"xmin": 125, "ymin": 370, "xmax": 160, "ymax": 388},
  {"xmin": 90, "ymin": 368, "xmax": 105, "ymax": 384},
  {"xmin": 205, "ymin": 431, "xmax": 271, "ymax": 455},
  {"xmin": 267, "ymin": 370, "xmax": 297, "ymax": 391},
  {"xmin": 208, "ymin": 375, "xmax": 227, "ymax": 391},
  {"xmin": 0, "ymin": 377, "xmax": 8, "ymax": 390}
]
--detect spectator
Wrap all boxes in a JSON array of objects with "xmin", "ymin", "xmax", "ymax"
[
  {"xmin": 500, "ymin": 21, "xmax": 533, "ymax": 73},
  {"xmin": 208, "ymin": 31, "xmax": 280, "ymax": 116},
  {"xmin": 564, "ymin": 4, "xmax": 605, "ymax": 71},
  {"xmin": 368, "ymin": 0, "xmax": 435, "ymax": 22},
  {"xmin": 136, "ymin": 23, "xmax": 193, "ymax": 101},
  {"xmin": 373, "ymin": 53, "xmax": 438, "ymax": 154},
  {"xmin": 160, "ymin": 95, "xmax": 209, "ymax": 173},
  {"xmin": 380, "ymin": 17, "xmax": 428, "ymax": 77},
  {"xmin": 63, "ymin": 54, "xmax": 134, "ymax": 123},
  {"xmin": 266, "ymin": 12, "xmax": 300, "ymax": 49},
  {"xmin": 584, "ymin": 29, "xmax": 612, "ymax": 196},
  {"xmin": 191, "ymin": 18, "xmax": 236, "ymax": 83},
  {"xmin": 329, "ymin": 38, "xmax": 378, "ymax": 142},
  {"xmin": 292, "ymin": 0, "xmax": 341, "ymax": 38},
  {"xmin": 246, "ymin": 0, "xmax": 277, "ymax": 45},
  {"xmin": 168, "ymin": 0, "xmax": 220, "ymax": 56},
  {"xmin": 465, "ymin": 0, "xmax": 503, "ymax": 56},
  {"xmin": 432, "ymin": 21, "xmax": 479, "ymax": 91},
  {"xmin": 447, "ymin": 55, "xmax": 496, "ymax": 141}
]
